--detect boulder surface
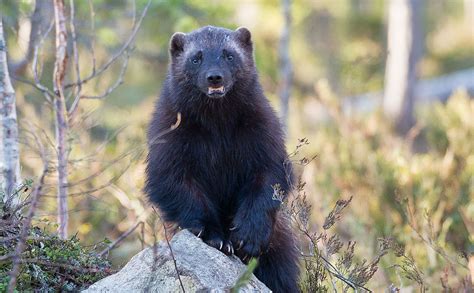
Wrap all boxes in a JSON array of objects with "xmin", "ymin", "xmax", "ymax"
[{"xmin": 84, "ymin": 230, "xmax": 270, "ymax": 292}]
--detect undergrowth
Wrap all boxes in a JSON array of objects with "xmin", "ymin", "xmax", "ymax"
[
  {"xmin": 0, "ymin": 188, "xmax": 113, "ymax": 292},
  {"xmin": 288, "ymin": 88, "xmax": 473, "ymax": 291}
]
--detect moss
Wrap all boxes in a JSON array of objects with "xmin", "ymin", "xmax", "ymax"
[{"xmin": 0, "ymin": 211, "xmax": 112, "ymax": 292}]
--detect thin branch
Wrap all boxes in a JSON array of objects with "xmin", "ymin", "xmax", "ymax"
[
  {"xmin": 297, "ymin": 224, "xmax": 369, "ymax": 292},
  {"xmin": 68, "ymin": 0, "xmax": 82, "ymax": 118},
  {"xmin": 31, "ymin": 20, "xmax": 55, "ymax": 103},
  {"xmin": 153, "ymin": 207, "xmax": 186, "ymax": 293},
  {"xmin": 66, "ymin": 112, "xmax": 180, "ymax": 191},
  {"xmin": 80, "ymin": 51, "xmax": 130, "ymax": 100},
  {"xmin": 64, "ymin": 0, "xmax": 151, "ymax": 90},
  {"xmin": 403, "ymin": 199, "xmax": 469, "ymax": 270},
  {"xmin": 13, "ymin": 258, "xmax": 113, "ymax": 274},
  {"xmin": 9, "ymin": 0, "xmax": 51, "ymax": 77},
  {"xmin": 66, "ymin": 144, "xmax": 141, "ymax": 188},
  {"xmin": 7, "ymin": 158, "xmax": 49, "ymax": 292},
  {"xmin": 88, "ymin": 0, "xmax": 97, "ymax": 79},
  {"xmin": 99, "ymin": 221, "xmax": 144, "ymax": 257},
  {"xmin": 67, "ymin": 155, "xmax": 135, "ymax": 197}
]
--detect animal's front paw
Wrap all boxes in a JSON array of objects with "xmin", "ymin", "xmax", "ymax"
[
  {"xmin": 185, "ymin": 224, "xmax": 234, "ymax": 255},
  {"xmin": 204, "ymin": 233, "xmax": 234, "ymax": 256},
  {"xmin": 229, "ymin": 214, "xmax": 272, "ymax": 262}
]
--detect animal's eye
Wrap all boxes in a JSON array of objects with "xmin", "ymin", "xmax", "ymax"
[
  {"xmin": 191, "ymin": 57, "xmax": 201, "ymax": 65},
  {"xmin": 226, "ymin": 54, "xmax": 234, "ymax": 61}
]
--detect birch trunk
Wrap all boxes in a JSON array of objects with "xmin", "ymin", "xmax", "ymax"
[
  {"xmin": 383, "ymin": 0, "xmax": 423, "ymax": 134},
  {"xmin": 279, "ymin": 0, "xmax": 292, "ymax": 134},
  {"xmin": 0, "ymin": 19, "xmax": 21, "ymax": 207},
  {"xmin": 53, "ymin": 0, "xmax": 70, "ymax": 239}
]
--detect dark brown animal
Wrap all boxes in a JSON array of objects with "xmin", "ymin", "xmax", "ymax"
[{"xmin": 145, "ymin": 26, "xmax": 299, "ymax": 292}]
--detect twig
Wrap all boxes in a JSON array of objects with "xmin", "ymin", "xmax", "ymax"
[
  {"xmin": 141, "ymin": 220, "xmax": 145, "ymax": 250},
  {"xmin": 68, "ymin": 0, "xmax": 82, "ymax": 118},
  {"xmin": 402, "ymin": 199, "xmax": 469, "ymax": 270},
  {"xmin": 64, "ymin": 0, "xmax": 151, "ymax": 90},
  {"xmin": 99, "ymin": 221, "xmax": 144, "ymax": 257},
  {"xmin": 153, "ymin": 207, "xmax": 185, "ymax": 293},
  {"xmin": 87, "ymin": 0, "xmax": 97, "ymax": 80},
  {"xmin": 31, "ymin": 20, "xmax": 55, "ymax": 103},
  {"xmin": 7, "ymin": 158, "xmax": 49, "ymax": 292},
  {"xmin": 66, "ymin": 144, "xmax": 141, "ymax": 188},
  {"xmin": 9, "ymin": 0, "xmax": 50, "ymax": 77},
  {"xmin": 80, "ymin": 51, "xmax": 130, "ymax": 100},
  {"xmin": 14, "ymin": 258, "xmax": 114, "ymax": 274},
  {"xmin": 66, "ymin": 112, "xmax": 180, "ymax": 193},
  {"xmin": 298, "ymin": 226, "xmax": 369, "ymax": 292}
]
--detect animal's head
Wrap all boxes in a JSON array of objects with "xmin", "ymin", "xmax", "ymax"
[{"xmin": 168, "ymin": 26, "xmax": 255, "ymax": 99}]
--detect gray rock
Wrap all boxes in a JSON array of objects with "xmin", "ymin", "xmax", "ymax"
[{"xmin": 84, "ymin": 230, "xmax": 270, "ymax": 292}]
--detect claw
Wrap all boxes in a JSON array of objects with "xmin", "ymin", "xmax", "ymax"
[
  {"xmin": 219, "ymin": 241, "xmax": 223, "ymax": 250},
  {"xmin": 197, "ymin": 229, "xmax": 203, "ymax": 238},
  {"xmin": 236, "ymin": 240, "xmax": 244, "ymax": 250},
  {"xmin": 227, "ymin": 244, "xmax": 232, "ymax": 254},
  {"xmin": 229, "ymin": 226, "xmax": 237, "ymax": 231}
]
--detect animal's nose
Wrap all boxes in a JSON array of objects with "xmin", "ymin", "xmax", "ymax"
[{"xmin": 206, "ymin": 72, "xmax": 223, "ymax": 86}]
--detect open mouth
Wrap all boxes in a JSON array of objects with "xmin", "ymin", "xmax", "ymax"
[{"xmin": 207, "ymin": 86, "xmax": 225, "ymax": 97}]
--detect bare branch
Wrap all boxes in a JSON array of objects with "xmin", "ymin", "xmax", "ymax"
[
  {"xmin": 80, "ymin": 51, "xmax": 130, "ymax": 100},
  {"xmin": 9, "ymin": 0, "xmax": 52, "ymax": 77},
  {"xmin": 154, "ymin": 207, "xmax": 186, "ymax": 293},
  {"xmin": 29, "ymin": 20, "xmax": 55, "ymax": 103},
  {"xmin": 64, "ymin": 0, "xmax": 151, "ymax": 90},
  {"xmin": 85, "ymin": 0, "xmax": 97, "ymax": 81},
  {"xmin": 68, "ymin": 0, "xmax": 82, "ymax": 118},
  {"xmin": 7, "ymin": 154, "xmax": 48, "ymax": 292},
  {"xmin": 99, "ymin": 221, "xmax": 144, "ymax": 257}
]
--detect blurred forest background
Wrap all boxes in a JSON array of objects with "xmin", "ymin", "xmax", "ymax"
[{"xmin": 0, "ymin": 0, "xmax": 473, "ymax": 291}]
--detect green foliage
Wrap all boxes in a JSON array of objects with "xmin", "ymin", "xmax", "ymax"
[
  {"xmin": 290, "ymin": 180, "xmax": 387, "ymax": 292},
  {"xmin": 0, "ymin": 212, "xmax": 112, "ymax": 292},
  {"xmin": 303, "ymin": 90, "xmax": 473, "ymax": 290},
  {"xmin": 2, "ymin": 0, "xmax": 472, "ymax": 290},
  {"xmin": 299, "ymin": 254, "xmax": 328, "ymax": 293},
  {"xmin": 231, "ymin": 258, "xmax": 258, "ymax": 292}
]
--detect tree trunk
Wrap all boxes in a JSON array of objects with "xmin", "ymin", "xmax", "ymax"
[
  {"xmin": 383, "ymin": 0, "xmax": 423, "ymax": 134},
  {"xmin": 53, "ymin": 0, "xmax": 70, "ymax": 239},
  {"xmin": 279, "ymin": 0, "xmax": 292, "ymax": 134},
  {"xmin": 0, "ymin": 18, "xmax": 21, "ymax": 207}
]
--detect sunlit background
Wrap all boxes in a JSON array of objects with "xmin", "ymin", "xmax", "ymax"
[{"xmin": 1, "ymin": 0, "xmax": 473, "ymax": 290}]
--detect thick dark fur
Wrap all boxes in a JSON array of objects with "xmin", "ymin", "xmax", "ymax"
[{"xmin": 145, "ymin": 26, "xmax": 299, "ymax": 292}]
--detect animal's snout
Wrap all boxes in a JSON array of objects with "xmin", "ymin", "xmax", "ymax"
[{"xmin": 206, "ymin": 71, "xmax": 223, "ymax": 86}]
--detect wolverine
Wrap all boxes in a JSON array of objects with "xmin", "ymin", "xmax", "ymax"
[{"xmin": 145, "ymin": 26, "xmax": 299, "ymax": 292}]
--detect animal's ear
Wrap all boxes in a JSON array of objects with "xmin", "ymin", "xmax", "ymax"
[
  {"xmin": 170, "ymin": 32, "xmax": 186, "ymax": 57},
  {"xmin": 235, "ymin": 27, "xmax": 252, "ymax": 49}
]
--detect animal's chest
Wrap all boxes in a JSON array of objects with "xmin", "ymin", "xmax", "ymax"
[
  {"xmin": 180, "ymin": 126, "xmax": 258, "ymax": 194},
  {"xmin": 188, "ymin": 133, "xmax": 246, "ymax": 172}
]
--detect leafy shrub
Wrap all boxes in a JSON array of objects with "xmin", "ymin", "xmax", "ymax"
[
  {"xmin": 0, "ymin": 193, "xmax": 113, "ymax": 292},
  {"xmin": 294, "ymin": 88, "xmax": 472, "ymax": 291}
]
